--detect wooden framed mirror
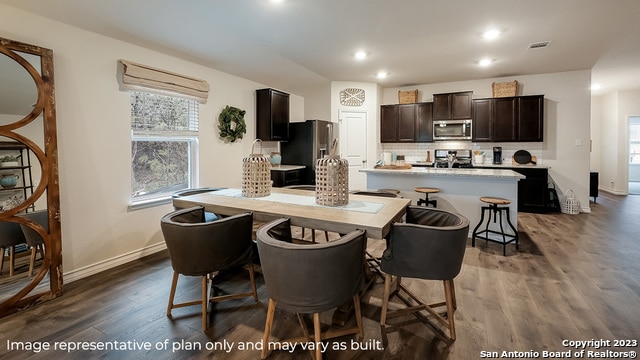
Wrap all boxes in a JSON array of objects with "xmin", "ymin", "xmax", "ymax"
[{"xmin": 0, "ymin": 37, "xmax": 61, "ymax": 316}]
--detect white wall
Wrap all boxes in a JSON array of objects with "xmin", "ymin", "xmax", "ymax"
[
  {"xmin": 0, "ymin": 5, "xmax": 304, "ymax": 280},
  {"xmin": 381, "ymin": 71, "xmax": 593, "ymax": 211}
]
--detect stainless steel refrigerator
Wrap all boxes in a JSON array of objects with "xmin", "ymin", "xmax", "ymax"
[{"xmin": 280, "ymin": 119, "xmax": 339, "ymax": 185}]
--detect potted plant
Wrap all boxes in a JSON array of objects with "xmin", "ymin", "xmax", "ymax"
[{"xmin": 0, "ymin": 155, "xmax": 19, "ymax": 167}]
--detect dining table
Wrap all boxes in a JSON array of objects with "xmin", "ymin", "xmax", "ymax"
[{"xmin": 172, "ymin": 187, "xmax": 411, "ymax": 239}]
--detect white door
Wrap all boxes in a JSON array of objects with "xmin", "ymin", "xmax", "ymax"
[{"xmin": 339, "ymin": 110, "xmax": 368, "ymax": 191}]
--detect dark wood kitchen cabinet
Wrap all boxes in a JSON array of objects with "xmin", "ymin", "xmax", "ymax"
[
  {"xmin": 433, "ymin": 91, "xmax": 473, "ymax": 120},
  {"xmin": 472, "ymin": 99, "xmax": 492, "ymax": 141},
  {"xmin": 380, "ymin": 102, "xmax": 433, "ymax": 142},
  {"xmin": 271, "ymin": 167, "xmax": 305, "ymax": 187},
  {"xmin": 514, "ymin": 167, "xmax": 549, "ymax": 213},
  {"xmin": 471, "ymin": 95, "xmax": 544, "ymax": 142},
  {"xmin": 256, "ymin": 88, "xmax": 290, "ymax": 141}
]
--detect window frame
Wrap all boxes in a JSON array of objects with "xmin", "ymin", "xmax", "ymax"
[{"xmin": 128, "ymin": 91, "xmax": 200, "ymax": 209}]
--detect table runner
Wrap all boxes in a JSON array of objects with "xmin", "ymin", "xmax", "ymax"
[{"xmin": 213, "ymin": 188, "xmax": 384, "ymax": 214}]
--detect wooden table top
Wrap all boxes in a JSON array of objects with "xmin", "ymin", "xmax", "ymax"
[{"xmin": 172, "ymin": 188, "xmax": 410, "ymax": 239}]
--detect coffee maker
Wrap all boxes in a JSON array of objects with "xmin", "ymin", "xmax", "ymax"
[{"xmin": 493, "ymin": 146, "xmax": 503, "ymax": 164}]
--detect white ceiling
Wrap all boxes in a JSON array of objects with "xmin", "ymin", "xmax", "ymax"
[{"xmin": 3, "ymin": 0, "xmax": 640, "ymax": 97}]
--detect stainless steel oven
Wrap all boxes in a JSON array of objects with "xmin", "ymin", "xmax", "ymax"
[{"xmin": 433, "ymin": 119, "xmax": 472, "ymax": 140}]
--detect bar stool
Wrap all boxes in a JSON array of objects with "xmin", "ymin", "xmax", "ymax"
[
  {"xmin": 471, "ymin": 197, "xmax": 518, "ymax": 256},
  {"xmin": 415, "ymin": 187, "xmax": 439, "ymax": 207}
]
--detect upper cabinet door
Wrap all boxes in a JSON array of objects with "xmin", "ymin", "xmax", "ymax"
[
  {"xmin": 472, "ymin": 99, "xmax": 492, "ymax": 142},
  {"xmin": 492, "ymin": 97, "xmax": 518, "ymax": 142},
  {"xmin": 380, "ymin": 105, "xmax": 398, "ymax": 143},
  {"xmin": 518, "ymin": 95, "xmax": 544, "ymax": 142},
  {"xmin": 397, "ymin": 104, "xmax": 416, "ymax": 142},
  {"xmin": 415, "ymin": 102, "xmax": 434, "ymax": 142},
  {"xmin": 256, "ymin": 88, "xmax": 290, "ymax": 141},
  {"xmin": 433, "ymin": 91, "xmax": 472, "ymax": 120},
  {"xmin": 451, "ymin": 91, "xmax": 472, "ymax": 119}
]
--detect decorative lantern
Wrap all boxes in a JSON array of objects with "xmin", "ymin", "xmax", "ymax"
[
  {"xmin": 315, "ymin": 139, "xmax": 349, "ymax": 206},
  {"xmin": 242, "ymin": 139, "xmax": 271, "ymax": 197}
]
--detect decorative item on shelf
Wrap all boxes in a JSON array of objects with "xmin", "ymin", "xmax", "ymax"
[
  {"xmin": 2, "ymin": 195, "xmax": 23, "ymax": 210},
  {"xmin": 315, "ymin": 139, "xmax": 349, "ymax": 206},
  {"xmin": 0, "ymin": 155, "xmax": 19, "ymax": 167},
  {"xmin": 492, "ymin": 80, "xmax": 518, "ymax": 97},
  {"xmin": 269, "ymin": 152, "xmax": 281, "ymax": 166},
  {"xmin": 218, "ymin": 105, "xmax": 247, "ymax": 143},
  {"xmin": 242, "ymin": 139, "xmax": 271, "ymax": 198},
  {"xmin": 398, "ymin": 89, "xmax": 418, "ymax": 104},
  {"xmin": 339, "ymin": 88, "xmax": 365, "ymax": 106},
  {"xmin": 0, "ymin": 174, "xmax": 19, "ymax": 188},
  {"xmin": 560, "ymin": 190, "xmax": 580, "ymax": 215}
]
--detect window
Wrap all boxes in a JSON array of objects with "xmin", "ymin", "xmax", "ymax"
[
  {"xmin": 130, "ymin": 91, "xmax": 198, "ymax": 205},
  {"xmin": 630, "ymin": 117, "xmax": 640, "ymax": 164}
]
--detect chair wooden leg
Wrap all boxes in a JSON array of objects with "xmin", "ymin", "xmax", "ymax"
[
  {"xmin": 28, "ymin": 247, "xmax": 37, "ymax": 277},
  {"xmin": 167, "ymin": 271, "xmax": 179, "ymax": 316},
  {"xmin": 9, "ymin": 246, "xmax": 16, "ymax": 277},
  {"xmin": 202, "ymin": 275, "xmax": 209, "ymax": 331},
  {"xmin": 313, "ymin": 312, "xmax": 322, "ymax": 360},
  {"xmin": 324, "ymin": 231, "xmax": 329, "ymax": 241},
  {"xmin": 262, "ymin": 299, "xmax": 276, "ymax": 359},
  {"xmin": 379, "ymin": 273, "xmax": 393, "ymax": 347},
  {"xmin": 247, "ymin": 261, "xmax": 258, "ymax": 301},
  {"xmin": 0, "ymin": 246, "xmax": 4, "ymax": 274},
  {"xmin": 353, "ymin": 294, "xmax": 364, "ymax": 339},
  {"xmin": 450, "ymin": 279, "xmax": 457, "ymax": 310},
  {"xmin": 443, "ymin": 279, "xmax": 456, "ymax": 340}
]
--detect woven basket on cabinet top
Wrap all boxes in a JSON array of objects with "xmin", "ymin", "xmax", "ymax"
[{"xmin": 492, "ymin": 80, "xmax": 518, "ymax": 97}]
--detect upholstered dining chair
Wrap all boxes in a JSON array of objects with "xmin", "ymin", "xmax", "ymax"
[
  {"xmin": 379, "ymin": 206, "xmax": 469, "ymax": 344},
  {"xmin": 160, "ymin": 206, "xmax": 258, "ymax": 332},
  {"xmin": 283, "ymin": 185, "xmax": 330, "ymax": 242},
  {"xmin": 0, "ymin": 221, "xmax": 27, "ymax": 276},
  {"xmin": 17, "ymin": 210, "xmax": 48, "ymax": 277},
  {"xmin": 172, "ymin": 187, "xmax": 226, "ymax": 222},
  {"xmin": 256, "ymin": 218, "xmax": 366, "ymax": 360}
]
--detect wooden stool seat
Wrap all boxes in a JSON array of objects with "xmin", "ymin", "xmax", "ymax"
[
  {"xmin": 415, "ymin": 187, "xmax": 439, "ymax": 207},
  {"xmin": 472, "ymin": 196, "xmax": 518, "ymax": 256},
  {"xmin": 480, "ymin": 197, "xmax": 511, "ymax": 205}
]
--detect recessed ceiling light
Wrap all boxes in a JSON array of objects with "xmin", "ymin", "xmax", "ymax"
[
  {"xmin": 590, "ymin": 84, "xmax": 602, "ymax": 91},
  {"xmin": 483, "ymin": 29, "xmax": 500, "ymax": 40},
  {"xmin": 376, "ymin": 72, "xmax": 388, "ymax": 79},
  {"xmin": 354, "ymin": 51, "xmax": 367, "ymax": 60},
  {"xmin": 270, "ymin": 0, "xmax": 284, "ymax": 4},
  {"xmin": 478, "ymin": 58, "xmax": 493, "ymax": 67}
]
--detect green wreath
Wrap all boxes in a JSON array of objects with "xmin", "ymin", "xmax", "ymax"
[{"xmin": 218, "ymin": 105, "xmax": 247, "ymax": 142}]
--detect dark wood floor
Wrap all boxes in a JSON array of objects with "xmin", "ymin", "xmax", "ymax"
[{"xmin": 1, "ymin": 192, "xmax": 639, "ymax": 359}]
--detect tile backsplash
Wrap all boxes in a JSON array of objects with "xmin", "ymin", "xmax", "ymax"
[{"xmin": 378, "ymin": 142, "xmax": 544, "ymax": 164}]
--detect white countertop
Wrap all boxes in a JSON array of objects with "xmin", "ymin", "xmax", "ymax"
[
  {"xmin": 270, "ymin": 164, "xmax": 306, "ymax": 171},
  {"xmin": 361, "ymin": 166, "xmax": 525, "ymax": 180}
]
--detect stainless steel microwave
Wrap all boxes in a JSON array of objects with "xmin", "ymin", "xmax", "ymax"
[{"xmin": 433, "ymin": 119, "xmax": 472, "ymax": 140}]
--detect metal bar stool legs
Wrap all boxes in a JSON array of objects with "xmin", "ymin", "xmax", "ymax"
[{"xmin": 472, "ymin": 197, "xmax": 518, "ymax": 256}]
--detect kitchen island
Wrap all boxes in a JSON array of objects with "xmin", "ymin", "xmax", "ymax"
[{"xmin": 361, "ymin": 167, "xmax": 525, "ymax": 234}]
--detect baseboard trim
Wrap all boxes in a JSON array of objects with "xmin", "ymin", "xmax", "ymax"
[
  {"xmin": 63, "ymin": 242, "xmax": 167, "ymax": 283},
  {"xmin": 599, "ymin": 187, "xmax": 627, "ymax": 196}
]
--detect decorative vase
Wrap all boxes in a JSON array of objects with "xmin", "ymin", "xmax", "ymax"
[
  {"xmin": 269, "ymin": 152, "xmax": 281, "ymax": 166},
  {"xmin": 0, "ymin": 174, "xmax": 20, "ymax": 188}
]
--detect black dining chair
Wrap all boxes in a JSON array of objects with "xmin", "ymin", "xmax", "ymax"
[
  {"xmin": 17, "ymin": 210, "xmax": 48, "ymax": 277},
  {"xmin": 0, "ymin": 221, "xmax": 27, "ymax": 276},
  {"xmin": 172, "ymin": 187, "xmax": 225, "ymax": 222},
  {"xmin": 256, "ymin": 218, "xmax": 366, "ymax": 360},
  {"xmin": 160, "ymin": 206, "xmax": 258, "ymax": 332},
  {"xmin": 379, "ymin": 206, "xmax": 469, "ymax": 343}
]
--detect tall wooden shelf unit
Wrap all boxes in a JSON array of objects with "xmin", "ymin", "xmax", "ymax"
[{"xmin": 0, "ymin": 141, "xmax": 35, "ymax": 212}]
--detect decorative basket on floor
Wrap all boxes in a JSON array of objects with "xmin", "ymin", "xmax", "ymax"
[
  {"xmin": 315, "ymin": 139, "xmax": 349, "ymax": 206},
  {"xmin": 398, "ymin": 89, "xmax": 418, "ymax": 104},
  {"xmin": 242, "ymin": 139, "xmax": 271, "ymax": 198},
  {"xmin": 560, "ymin": 190, "xmax": 580, "ymax": 215},
  {"xmin": 492, "ymin": 80, "xmax": 518, "ymax": 97}
]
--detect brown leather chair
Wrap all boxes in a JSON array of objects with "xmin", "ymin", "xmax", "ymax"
[
  {"xmin": 0, "ymin": 221, "xmax": 27, "ymax": 276},
  {"xmin": 380, "ymin": 206, "xmax": 469, "ymax": 343},
  {"xmin": 256, "ymin": 218, "xmax": 366, "ymax": 359},
  {"xmin": 17, "ymin": 210, "xmax": 48, "ymax": 277},
  {"xmin": 160, "ymin": 206, "xmax": 258, "ymax": 332}
]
